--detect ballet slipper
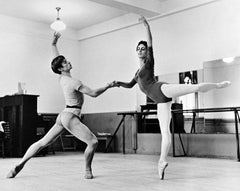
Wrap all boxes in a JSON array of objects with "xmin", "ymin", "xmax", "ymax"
[
  {"xmin": 6, "ymin": 165, "xmax": 23, "ymax": 178},
  {"xmin": 158, "ymin": 161, "xmax": 168, "ymax": 180}
]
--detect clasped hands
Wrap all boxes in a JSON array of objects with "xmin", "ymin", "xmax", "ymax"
[{"xmin": 107, "ymin": 81, "xmax": 120, "ymax": 88}]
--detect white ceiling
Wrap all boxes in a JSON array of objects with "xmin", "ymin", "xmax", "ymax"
[{"xmin": 0, "ymin": 0, "xmax": 219, "ymax": 31}]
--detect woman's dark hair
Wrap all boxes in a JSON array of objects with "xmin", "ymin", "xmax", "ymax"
[
  {"xmin": 136, "ymin": 40, "xmax": 147, "ymax": 51},
  {"xmin": 51, "ymin": 55, "xmax": 65, "ymax": 74}
]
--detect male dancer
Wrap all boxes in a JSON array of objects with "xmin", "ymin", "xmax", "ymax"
[{"xmin": 7, "ymin": 33, "xmax": 116, "ymax": 179}]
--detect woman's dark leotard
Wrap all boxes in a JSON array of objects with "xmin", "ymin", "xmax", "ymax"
[{"xmin": 134, "ymin": 47, "xmax": 172, "ymax": 103}]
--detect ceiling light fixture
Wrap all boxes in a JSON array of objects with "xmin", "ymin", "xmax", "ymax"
[
  {"xmin": 222, "ymin": 57, "xmax": 235, "ymax": 64},
  {"xmin": 50, "ymin": 7, "xmax": 66, "ymax": 31}
]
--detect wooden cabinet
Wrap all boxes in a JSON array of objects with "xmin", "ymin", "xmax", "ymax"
[{"xmin": 0, "ymin": 95, "xmax": 38, "ymax": 157}]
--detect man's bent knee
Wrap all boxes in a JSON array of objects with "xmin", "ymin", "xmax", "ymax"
[
  {"xmin": 90, "ymin": 138, "xmax": 98, "ymax": 148},
  {"xmin": 93, "ymin": 138, "xmax": 98, "ymax": 147}
]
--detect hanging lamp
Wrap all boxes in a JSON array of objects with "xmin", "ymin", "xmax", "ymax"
[{"xmin": 50, "ymin": 7, "xmax": 66, "ymax": 31}]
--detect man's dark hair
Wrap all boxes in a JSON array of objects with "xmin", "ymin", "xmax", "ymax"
[{"xmin": 51, "ymin": 55, "xmax": 65, "ymax": 74}]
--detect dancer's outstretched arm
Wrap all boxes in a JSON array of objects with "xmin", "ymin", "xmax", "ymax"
[
  {"xmin": 52, "ymin": 32, "xmax": 61, "ymax": 58},
  {"xmin": 139, "ymin": 16, "xmax": 152, "ymax": 47},
  {"xmin": 79, "ymin": 81, "xmax": 117, "ymax": 97},
  {"xmin": 115, "ymin": 78, "xmax": 137, "ymax": 88}
]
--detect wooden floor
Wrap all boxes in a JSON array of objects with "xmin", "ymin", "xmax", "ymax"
[{"xmin": 0, "ymin": 152, "xmax": 240, "ymax": 191}]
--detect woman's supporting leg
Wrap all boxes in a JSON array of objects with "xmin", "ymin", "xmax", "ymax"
[
  {"xmin": 7, "ymin": 114, "xmax": 65, "ymax": 178},
  {"xmin": 161, "ymin": 81, "xmax": 230, "ymax": 98},
  {"xmin": 157, "ymin": 102, "xmax": 172, "ymax": 180},
  {"xmin": 60, "ymin": 112, "xmax": 98, "ymax": 179}
]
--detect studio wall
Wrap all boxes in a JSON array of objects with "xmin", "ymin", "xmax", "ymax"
[
  {"xmin": 77, "ymin": 0, "xmax": 240, "ymax": 113},
  {"xmin": 0, "ymin": 14, "xmax": 79, "ymax": 113},
  {"xmin": 1, "ymin": 0, "xmax": 240, "ymax": 114}
]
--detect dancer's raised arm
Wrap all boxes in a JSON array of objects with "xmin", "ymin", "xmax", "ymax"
[
  {"xmin": 52, "ymin": 32, "xmax": 61, "ymax": 58},
  {"xmin": 139, "ymin": 16, "xmax": 152, "ymax": 47}
]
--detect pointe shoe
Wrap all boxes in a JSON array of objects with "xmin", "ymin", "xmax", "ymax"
[
  {"xmin": 158, "ymin": 161, "xmax": 168, "ymax": 180},
  {"xmin": 84, "ymin": 170, "xmax": 93, "ymax": 179}
]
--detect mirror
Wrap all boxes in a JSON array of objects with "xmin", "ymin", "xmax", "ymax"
[
  {"xmin": 189, "ymin": 57, "xmax": 240, "ymax": 134},
  {"xmin": 203, "ymin": 57, "xmax": 240, "ymax": 110},
  {"xmin": 156, "ymin": 57, "xmax": 239, "ymax": 134}
]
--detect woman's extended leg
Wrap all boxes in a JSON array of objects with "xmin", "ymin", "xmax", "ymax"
[
  {"xmin": 157, "ymin": 101, "xmax": 172, "ymax": 180},
  {"xmin": 161, "ymin": 81, "xmax": 230, "ymax": 98},
  {"xmin": 60, "ymin": 112, "xmax": 98, "ymax": 179},
  {"xmin": 6, "ymin": 114, "xmax": 65, "ymax": 178}
]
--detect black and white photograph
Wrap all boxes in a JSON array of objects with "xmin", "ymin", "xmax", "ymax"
[{"xmin": 0, "ymin": 0, "xmax": 240, "ymax": 190}]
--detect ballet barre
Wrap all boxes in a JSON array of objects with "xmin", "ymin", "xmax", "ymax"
[
  {"xmin": 106, "ymin": 111, "xmax": 195, "ymax": 155},
  {"xmin": 105, "ymin": 111, "xmax": 157, "ymax": 154},
  {"xmin": 106, "ymin": 107, "xmax": 240, "ymax": 161},
  {"xmin": 171, "ymin": 106, "xmax": 240, "ymax": 161}
]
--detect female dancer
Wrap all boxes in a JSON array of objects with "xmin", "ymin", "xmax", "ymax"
[
  {"xmin": 115, "ymin": 16, "xmax": 230, "ymax": 180},
  {"xmin": 7, "ymin": 32, "xmax": 116, "ymax": 179}
]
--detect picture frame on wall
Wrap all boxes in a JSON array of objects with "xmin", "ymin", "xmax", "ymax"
[{"xmin": 179, "ymin": 70, "xmax": 198, "ymax": 84}]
